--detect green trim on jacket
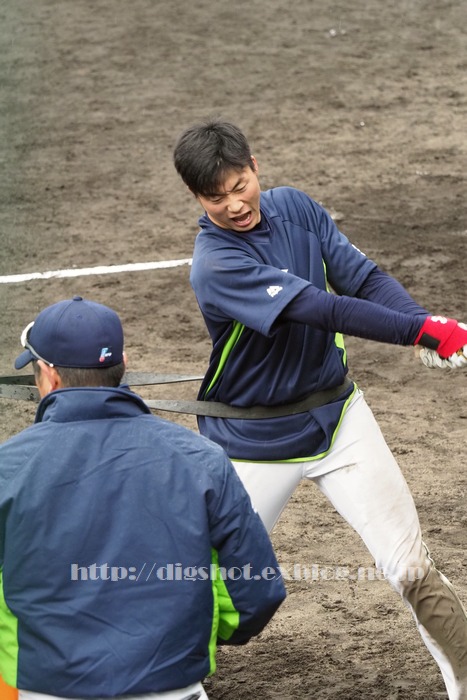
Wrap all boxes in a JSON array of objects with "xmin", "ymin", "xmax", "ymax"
[
  {"xmin": 205, "ymin": 321, "xmax": 245, "ymax": 397},
  {"xmin": 208, "ymin": 549, "xmax": 241, "ymax": 675},
  {"xmin": 0, "ymin": 569, "xmax": 18, "ymax": 687}
]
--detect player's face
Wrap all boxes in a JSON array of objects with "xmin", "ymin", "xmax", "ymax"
[{"xmin": 196, "ymin": 157, "xmax": 261, "ymax": 232}]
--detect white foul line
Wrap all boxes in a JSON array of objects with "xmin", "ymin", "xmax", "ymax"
[{"xmin": 0, "ymin": 258, "xmax": 193, "ymax": 284}]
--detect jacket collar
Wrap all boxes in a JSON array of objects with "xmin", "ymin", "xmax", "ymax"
[{"xmin": 35, "ymin": 385, "xmax": 152, "ymax": 424}]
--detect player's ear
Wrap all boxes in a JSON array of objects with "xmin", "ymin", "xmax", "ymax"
[{"xmin": 251, "ymin": 155, "xmax": 259, "ymax": 173}]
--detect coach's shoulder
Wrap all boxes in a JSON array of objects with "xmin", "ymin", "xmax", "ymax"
[{"xmin": 0, "ymin": 423, "xmax": 47, "ymax": 483}]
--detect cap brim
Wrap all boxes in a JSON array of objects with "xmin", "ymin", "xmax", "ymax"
[{"xmin": 14, "ymin": 349, "xmax": 35, "ymax": 370}]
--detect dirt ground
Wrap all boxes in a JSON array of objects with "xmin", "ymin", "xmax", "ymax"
[{"xmin": 1, "ymin": 1, "xmax": 466, "ymax": 698}]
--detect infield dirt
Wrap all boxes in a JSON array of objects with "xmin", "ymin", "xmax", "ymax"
[{"xmin": 1, "ymin": 2, "xmax": 466, "ymax": 698}]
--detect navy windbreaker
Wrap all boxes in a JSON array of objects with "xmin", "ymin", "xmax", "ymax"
[{"xmin": 0, "ymin": 386, "xmax": 285, "ymax": 697}]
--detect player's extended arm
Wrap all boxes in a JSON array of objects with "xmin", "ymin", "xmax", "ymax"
[
  {"xmin": 355, "ymin": 266, "xmax": 428, "ymax": 316},
  {"xmin": 280, "ymin": 284, "xmax": 467, "ymax": 357}
]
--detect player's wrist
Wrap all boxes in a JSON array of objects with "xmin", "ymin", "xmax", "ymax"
[{"xmin": 414, "ymin": 316, "xmax": 467, "ymax": 359}]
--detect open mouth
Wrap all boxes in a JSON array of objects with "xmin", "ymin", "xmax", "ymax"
[{"xmin": 232, "ymin": 211, "xmax": 253, "ymax": 227}]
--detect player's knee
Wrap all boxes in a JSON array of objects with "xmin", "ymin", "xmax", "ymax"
[
  {"xmin": 382, "ymin": 543, "xmax": 433, "ymax": 594},
  {"xmin": 388, "ymin": 563, "xmax": 430, "ymax": 593}
]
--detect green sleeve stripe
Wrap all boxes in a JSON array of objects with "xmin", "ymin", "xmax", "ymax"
[
  {"xmin": 205, "ymin": 322, "xmax": 245, "ymax": 397},
  {"xmin": 208, "ymin": 549, "xmax": 240, "ymax": 675},
  {"xmin": 208, "ymin": 551, "xmax": 219, "ymax": 677},
  {"xmin": 0, "ymin": 569, "xmax": 18, "ymax": 687}
]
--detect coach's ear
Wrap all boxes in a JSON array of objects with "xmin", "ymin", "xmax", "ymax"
[
  {"xmin": 122, "ymin": 351, "xmax": 128, "ymax": 369},
  {"xmin": 35, "ymin": 360, "xmax": 62, "ymax": 398}
]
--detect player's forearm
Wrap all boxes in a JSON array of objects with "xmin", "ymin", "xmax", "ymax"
[
  {"xmin": 281, "ymin": 285, "xmax": 426, "ymax": 346},
  {"xmin": 355, "ymin": 266, "xmax": 428, "ymax": 316}
]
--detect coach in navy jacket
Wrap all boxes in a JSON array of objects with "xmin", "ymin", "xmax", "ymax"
[{"xmin": 0, "ymin": 296, "xmax": 285, "ymax": 700}]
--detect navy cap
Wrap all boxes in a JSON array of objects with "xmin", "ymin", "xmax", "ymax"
[{"xmin": 15, "ymin": 296, "xmax": 124, "ymax": 370}]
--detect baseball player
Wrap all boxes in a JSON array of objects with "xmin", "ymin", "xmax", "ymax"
[{"xmin": 173, "ymin": 117, "xmax": 467, "ymax": 699}]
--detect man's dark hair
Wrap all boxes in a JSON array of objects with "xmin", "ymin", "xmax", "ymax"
[
  {"xmin": 33, "ymin": 361, "xmax": 126, "ymax": 388},
  {"xmin": 173, "ymin": 117, "xmax": 254, "ymax": 197}
]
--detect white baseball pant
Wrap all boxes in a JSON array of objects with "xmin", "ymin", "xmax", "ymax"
[
  {"xmin": 233, "ymin": 389, "xmax": 467, "ymax": 700},
  {"xmin": 19, "ymin": 682, "xmax": 208, "ymax": 700}
]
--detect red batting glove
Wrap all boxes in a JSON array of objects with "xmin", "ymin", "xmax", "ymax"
[{"xmin": 414, "ymin": 316, "xmax": 467, "ymax": 359}]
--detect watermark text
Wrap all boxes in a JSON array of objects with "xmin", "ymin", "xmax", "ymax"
[{"xmin": 70, "ymin": 562, "xmax": 425, "ymax": 583}]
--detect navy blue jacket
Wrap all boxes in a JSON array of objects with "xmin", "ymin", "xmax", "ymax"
[{"xmin": 0, "ymin": 386, "xmax": 285, "ymax": 697}]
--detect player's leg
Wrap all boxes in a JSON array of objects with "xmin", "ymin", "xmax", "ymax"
[
  {"xmin": 232, "ymin": 460, "xmax": 303, "ymax": 533},
  {"xmin": 306, "ymin": 390, "xmax": 467, "ymax": 700}
]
